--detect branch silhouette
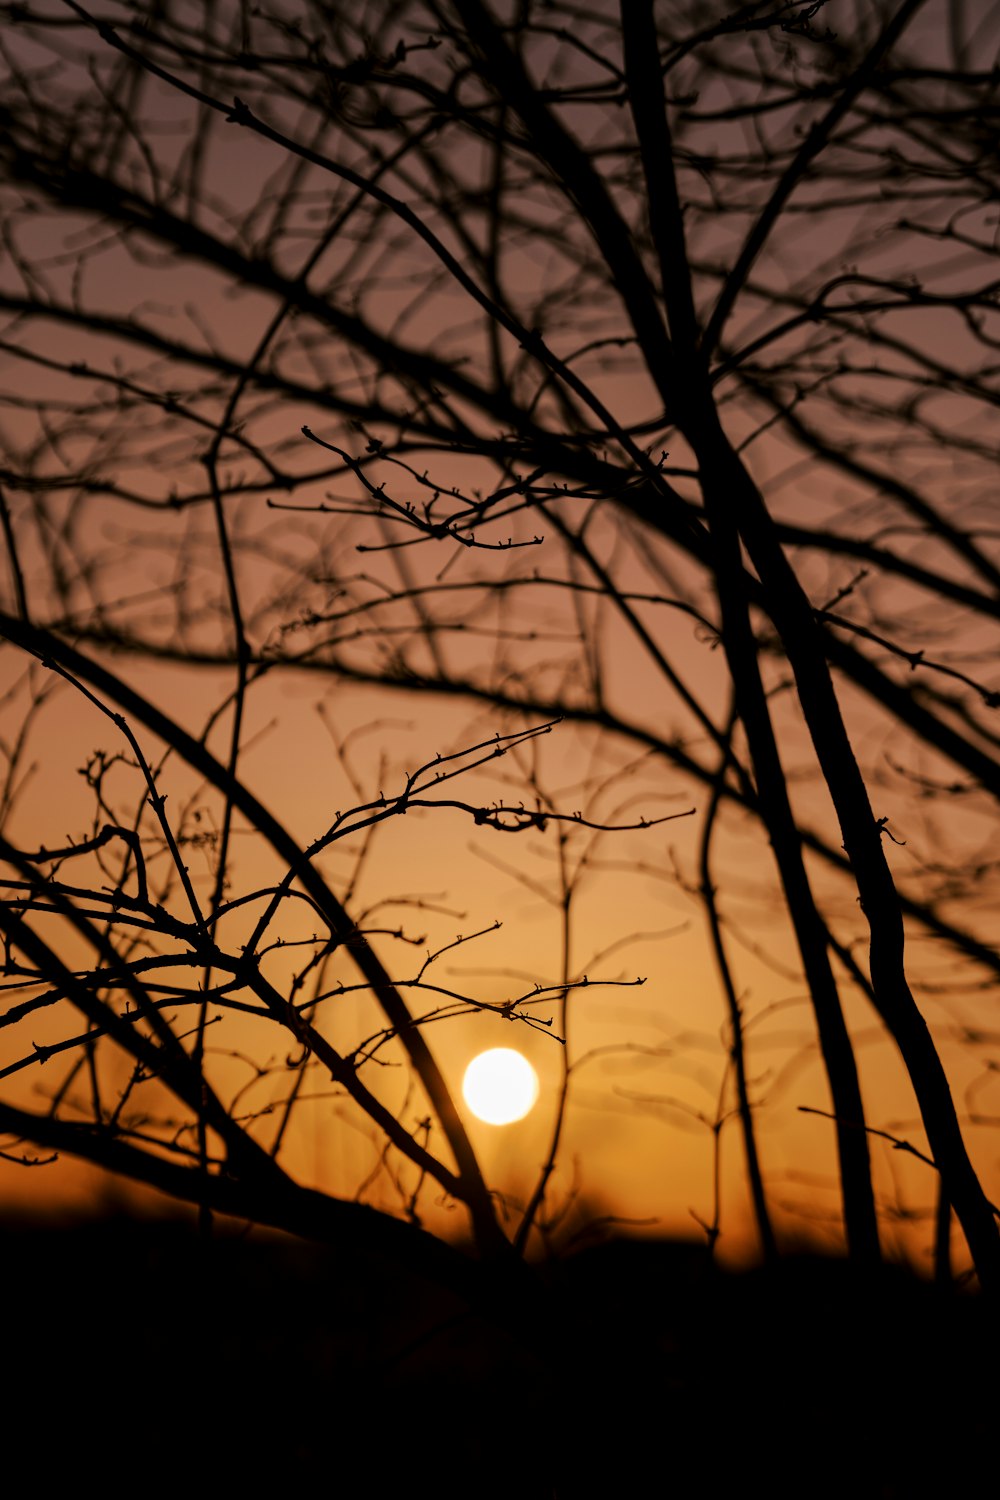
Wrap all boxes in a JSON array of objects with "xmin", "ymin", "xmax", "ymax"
[{"xmin": 0, "ymin": 0, "xmax": 998, "ymax": 1291}]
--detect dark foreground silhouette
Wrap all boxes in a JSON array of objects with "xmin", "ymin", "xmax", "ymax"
[{"xmin": 6, "ymin": 1215, "xmax": 993, "ymax": 1496}]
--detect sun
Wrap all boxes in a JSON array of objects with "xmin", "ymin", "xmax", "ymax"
[{"xmin": 462, "ymin": 1048, "xmax": 539, "ymax": 1126}]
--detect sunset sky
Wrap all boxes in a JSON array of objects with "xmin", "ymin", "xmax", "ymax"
[{"xmin": 1, "ymin": 0, "xmax": 998, "ymax": 1285}]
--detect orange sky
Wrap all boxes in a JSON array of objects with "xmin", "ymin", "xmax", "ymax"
[
  {"xmin": 1, "ymin": 638, "xmax": 992, "ymax": 1276},
  {"xmin": 1, "ymin": 0, "xmax": 998, "ymax": 1281}
]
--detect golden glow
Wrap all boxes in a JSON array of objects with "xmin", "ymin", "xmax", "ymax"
[{"xmin": 462, "ymin": 1048, "xmax": 539, "ymax": 1126}]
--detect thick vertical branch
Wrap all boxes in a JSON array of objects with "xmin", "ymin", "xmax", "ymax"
[
  {"xmin": 624, "ymin": 0, "xmax": 999, "ymax": 1286},
  {"xmin": 699, "ymin": 716, "xmax": 777, "ymax": 1265},
  {"xmin": 701, "ymin": 491, "xmax": 881, "ymax": 1264},
  {"xmin": 694, "ymin": 424, "xmax": 1000, "ymax": 1291},
  {"xmin": 623, "ymin": 6, "xmax": 879, "ymax": 1264}
]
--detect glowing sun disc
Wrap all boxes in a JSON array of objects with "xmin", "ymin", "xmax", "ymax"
[{"xmin": 462, "ymin": 1048, "xmax": 539, "ymax": 1125}]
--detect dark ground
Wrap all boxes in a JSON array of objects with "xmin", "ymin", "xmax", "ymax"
[{"xmin": 4, "ymin": 1214, "xmax": 994, "ymax": 1496}]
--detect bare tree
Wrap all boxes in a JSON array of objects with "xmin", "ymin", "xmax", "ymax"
[{"xmin": 1, "ymin": 0, "xmax": 999, "ymax": 1286}]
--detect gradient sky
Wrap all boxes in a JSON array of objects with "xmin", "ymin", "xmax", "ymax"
[{"xmin": 1, "ymin": 0, "xmax": 997, "ymax": 1279}]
